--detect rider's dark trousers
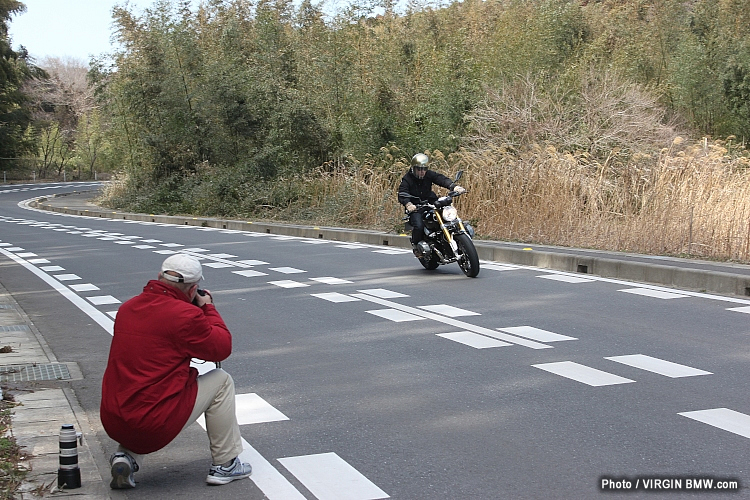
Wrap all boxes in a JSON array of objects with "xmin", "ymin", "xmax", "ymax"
[{"xmin": 409, "ymin": 210, "xmax": 426, "ymax": 244}]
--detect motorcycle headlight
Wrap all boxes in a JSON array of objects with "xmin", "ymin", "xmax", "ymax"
[{"xmin": 442, "ymin": 206, "xmax": 458, "ymax": 222}]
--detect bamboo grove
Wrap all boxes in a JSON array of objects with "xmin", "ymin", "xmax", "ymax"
[{"xmin": 7, "ymin": 0, "xmax": 750, "ymax": 260}]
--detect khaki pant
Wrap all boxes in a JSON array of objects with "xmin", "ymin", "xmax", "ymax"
[{"xmin": 118, "ymin": 368, "xmax": 243, "ymax": 467}]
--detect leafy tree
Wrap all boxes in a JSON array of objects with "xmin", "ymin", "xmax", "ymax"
[{"xmin": 0, "ymin": 0, "xmax": 44, "ymax": 172}]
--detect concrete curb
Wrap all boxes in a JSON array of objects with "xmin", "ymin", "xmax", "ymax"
[
  {"xmin": 32, "ymin": 191, "xmax": 750, "ymax": 298},
  {"xmin": 0, "ymin": 282, "xmax": 109, "ymax": 499}
]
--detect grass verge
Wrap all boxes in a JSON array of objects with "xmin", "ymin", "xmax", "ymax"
[{"xmin": 0, "ymin": 392, "xmax": 27, "ymax": 500}]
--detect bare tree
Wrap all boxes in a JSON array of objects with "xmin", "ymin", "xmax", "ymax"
[{"xmin": 23, "ymin": 57, "xmax": 100, "ymax": 179}]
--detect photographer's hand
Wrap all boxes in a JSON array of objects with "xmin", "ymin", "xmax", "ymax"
[{"xmin": 193, "ymin": 288, "xmax": 213, "ymax": 307}]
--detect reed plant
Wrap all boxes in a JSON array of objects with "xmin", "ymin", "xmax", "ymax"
[
  {"xmin": 100, "ymin": 66, "xmax": 750, "ymax": 263},
  {"xmin": 451, "ymin": 138, "xmax": 750, "ymax": 261},
  {"xmin": 103, "ymin": 137, "xmax": 750, "ymax": 263}
]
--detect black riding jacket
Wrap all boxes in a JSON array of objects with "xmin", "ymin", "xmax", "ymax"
[{"xmin": 397, "ymin": 170, "xmax": 455, "ymax": 207}]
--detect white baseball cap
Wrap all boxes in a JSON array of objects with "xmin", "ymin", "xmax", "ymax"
[{"xmin": 161, "ymin": 254, "xmax": 203, "ymax": 284}]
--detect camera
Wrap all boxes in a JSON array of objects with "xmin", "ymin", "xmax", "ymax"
[{"xmin": 193, "ymin": 288, "xmax": 210, "ymax": 305}]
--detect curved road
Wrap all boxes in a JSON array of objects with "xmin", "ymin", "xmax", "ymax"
[{"xmin": 1, "ymin": 182, "xmax": 749, "ymax": 499}]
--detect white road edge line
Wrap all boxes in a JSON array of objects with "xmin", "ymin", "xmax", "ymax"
[{"xmin": 0, "ymin": 247, "xmax": 114, "ymax": 335}]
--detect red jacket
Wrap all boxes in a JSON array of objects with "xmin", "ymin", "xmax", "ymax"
[{"xmin": 100, "ymin": 280, "xmax": 232, "ymax": 454}]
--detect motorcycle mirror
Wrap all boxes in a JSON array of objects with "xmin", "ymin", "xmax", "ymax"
[{"xmin": 454, "ymin": 170, "xmax": 463, "ymax": 181}]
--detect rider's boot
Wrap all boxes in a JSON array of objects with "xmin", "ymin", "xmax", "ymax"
[
  {"xmin": 412, "ymin": 242, "xmax": 422, "ymax": 258},
  {"xmin": 417, "ymin": 241, "xmax": 431, "ymax": 258}
]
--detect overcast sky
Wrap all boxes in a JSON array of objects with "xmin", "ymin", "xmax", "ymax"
[{"xmin": 7, "ymin": 0, "xmax": 171, "ymax": 63}]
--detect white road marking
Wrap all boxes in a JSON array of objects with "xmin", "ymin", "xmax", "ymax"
[
  {"xmin": 240, "ymin": 439, "xmax": 307, "ymax": 500},
  {"xmin": 352, "ymin": 293, "xmax": 551, "ymax": 349},
  {"xmin": 437, "ymin": 331, "xmax": 511, "ymax": 348},
  {"xmin": 235, "ymin": 393, "xmax": 289, "ymax": 425},
  {"xmin": 0, "ymin": 248, "xmax": 114, "ymax": 335},
  {"xmin": 197, "ymin": 393, "xmax": 289, "ymax": 428},
  {"xmin": 679, "ymin": 408, "xmax": 750, "ymax": 439},
  {"xmin": 69, "ymin": 284, "xmax": 101, "ymax": 292},
  {"xmin": 605, "ymin": 354, "xmax": 712, "ymax": 378},
  {"xmin": 203, "ymin": 262, "xmax": 235, "ymax": 268},
  {"xmin": 183, "ymin": 374, "xmax": 306, "ymax": 499},
  {"xmin": 372, "ymin": 249, "xmax": 410, "ymax": 254},
  {"xmin": 40, "ymin": 266, "xmax": 64, "ymax": 272},
  {"xmin": 418, "ymin": 304, "xmax": 480, "ymax": 317},
  {"xmin": 233, "ymin": 270, "xmax": 269, "ymax": 277},
  {"xmin": 197, "ymin": 417, "xmax": 305, "ymax": 499},
  {"xmin": 618, "ymin": 288, "xmax": 689, "ymax": 299},
  {"xmin": 310, "ymin": 277, "xmax": 353, "ymax": 285},
  {"xmin": 236, "ymin": 260, "xmax": 269, "ymax": 266},
  {"xmin": 538, "ymin": 274, "xmax": 595, "ymax": 283},
  {"xmin": 727, "ymin": 306, "xmax": 750, "ymax": 314},
  {"xmin": 311, "ymin": 293, "xmax": 361, "ymax": 303},
  {"xmin": 269, "ymin": 267, "xmax": 306, "ymax": 274},
  {"xmin": 498, "ymin": 326, "xmax": 577, "ymax": 342},
  {"xmin": 481, "ymin": 264, "xmax": 518, "ymax": 271},
  {"xmin": 357, "ymin": 289, "xmax": 408, "ymax": 299},
  {"xmin": 278, "ymin": 452, "xmax": 389, "ymax": 500},
  {"xmin": 533, "ymin": 361, "xmax": 636, "ymax": 386},
  {"xmin": 133, "ymin": 245, "xmax": 155, "ymax": 249},
  {"xmin": 54, "ymin": 274, "xmax": 81, "ymax": 281},
  {"xmin": 366, "ymin": 309, "xmax": 425, "ymax": 322},
  {"xmin": 269, "ymin": 280, "xmax": 310, "ymax": 288},
  {"xmin": 87, "ymin": 295, "xmax": 121, "ymax": 305},
  {"xmin": 208, "ymin": 253, "xmax": 237, "ymax": 259}
]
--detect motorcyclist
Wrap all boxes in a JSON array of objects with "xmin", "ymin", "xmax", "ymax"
[{"xmin": 398, "ymin": 153, "xmax": 465, "ymax": 257}]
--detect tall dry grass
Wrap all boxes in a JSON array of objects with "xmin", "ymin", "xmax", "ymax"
[
  {"xmin": 295, "ymin": 138, "xmax": 750, "ymax": 262},
  {"xmin": 101, "ymin": 69, "xmax": 750, "ymax": 263},
  {"xmin": 293, "ymin": 70, "xmax": 750, "ymax": 263},
  {"xmin": 451, "ymin": 138, "xmax": 750, "ymax": 261}
]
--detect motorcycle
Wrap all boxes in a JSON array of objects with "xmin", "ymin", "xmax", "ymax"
[{"xmin": 401, "ymin": 171, "xmax": 480, "ymax": 278}]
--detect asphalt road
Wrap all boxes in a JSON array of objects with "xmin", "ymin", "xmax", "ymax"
[{"xmin": 1, "ymin": 182, "xmax": 749, "ymax": 499}]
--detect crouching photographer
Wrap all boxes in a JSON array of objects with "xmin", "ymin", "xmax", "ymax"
[{"xmin": 100, "ymin": 254, "xmax": 251, "ymax": 489}]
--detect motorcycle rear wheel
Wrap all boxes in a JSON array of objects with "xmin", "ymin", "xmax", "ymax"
[{"xmin": 455, "ymin": 233, "xmax": 480, "ymax": 277}]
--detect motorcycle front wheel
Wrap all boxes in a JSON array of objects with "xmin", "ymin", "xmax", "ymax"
[{"xmin": 455, "ymin": 233, "xmax": 480, "ymax": 277}]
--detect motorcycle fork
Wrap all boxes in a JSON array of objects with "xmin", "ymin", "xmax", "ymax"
[{"xmin": 435, "ymin": 212, "xmax": 459, "ymax": 253}]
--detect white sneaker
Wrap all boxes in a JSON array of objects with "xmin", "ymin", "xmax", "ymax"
[
  {"xmin": 109, "ymin": 452, "xmax": 138, "ymax": 489},
  {"xmin": 206, "ymin": 457, "xmax": 252, "ymax": 485}
]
